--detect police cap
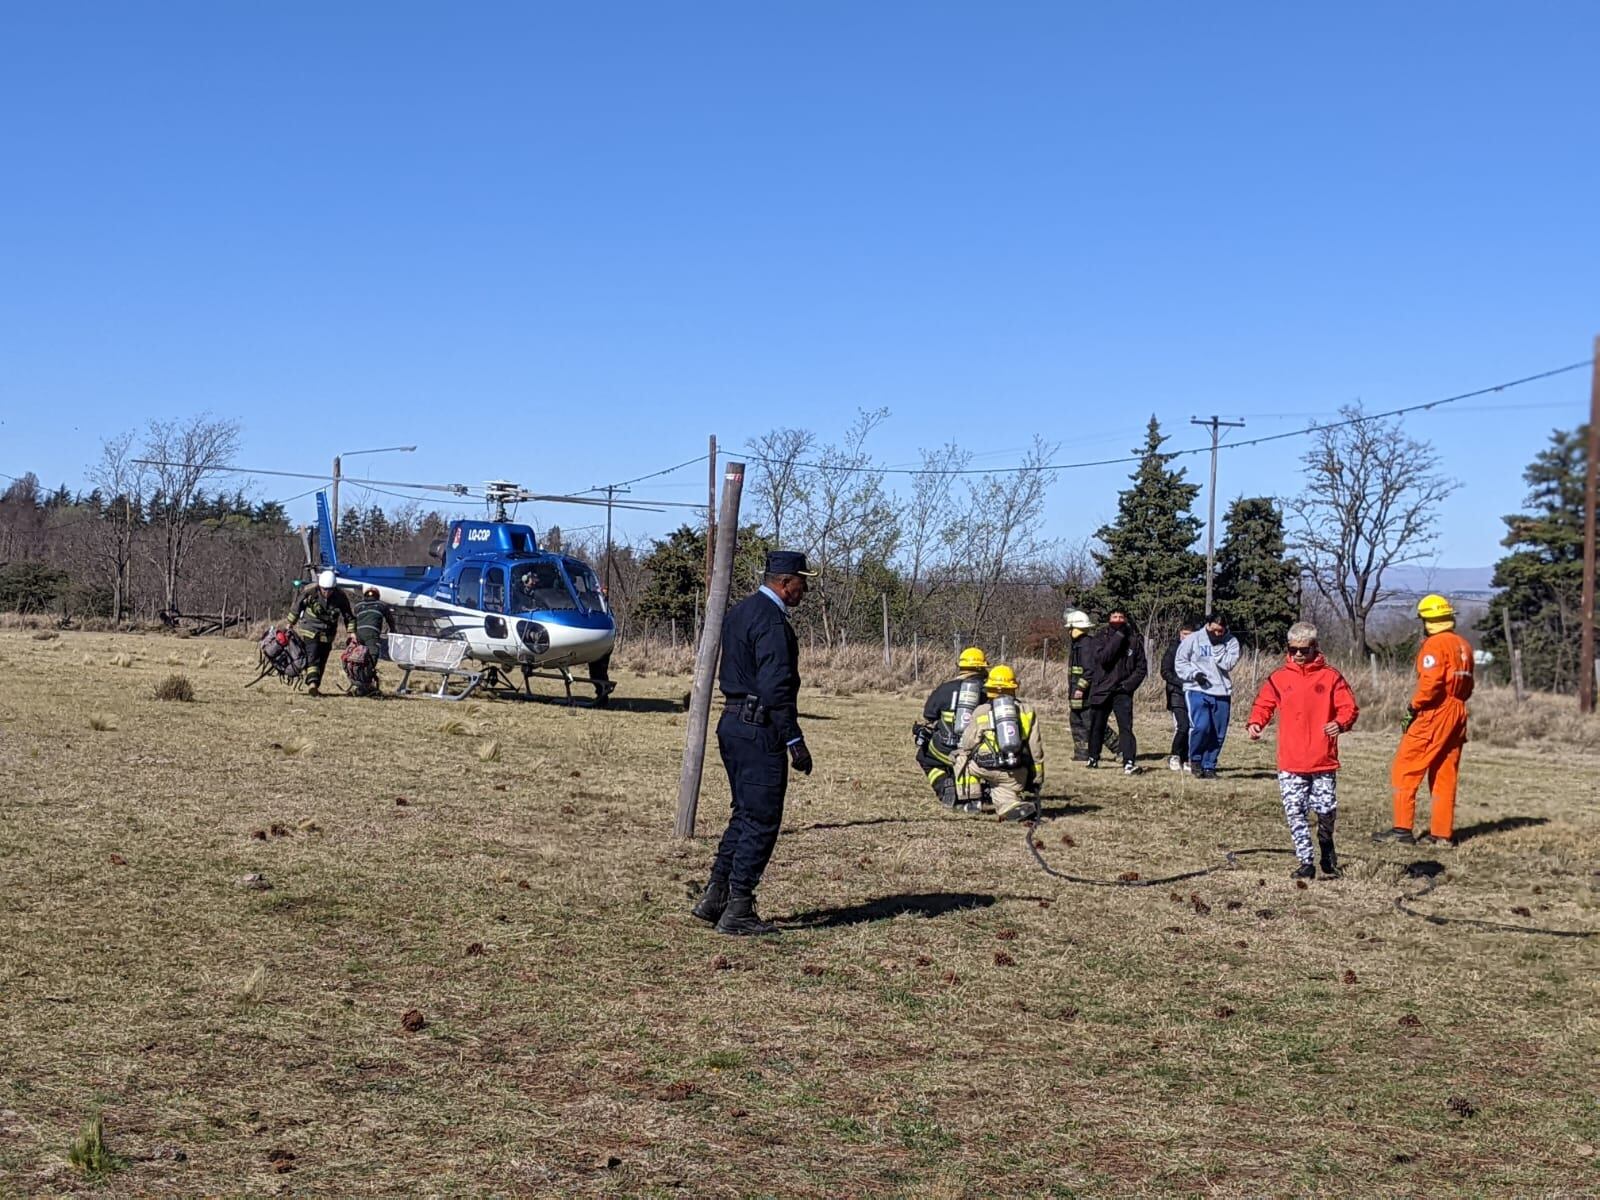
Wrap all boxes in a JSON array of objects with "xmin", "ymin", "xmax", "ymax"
[{"xmin": 765, "ymin": 551, "xmax": 817, "ymax": 578}]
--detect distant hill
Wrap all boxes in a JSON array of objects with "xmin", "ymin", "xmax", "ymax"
[{"xmin": 1379, "ymin": 564, "xmax": 1496, "ymax": 597}]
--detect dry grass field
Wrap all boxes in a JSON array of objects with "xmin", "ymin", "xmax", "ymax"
[{"xmin": 1, "ymin": 628, "xmax": 1597, "ymax": 1197}]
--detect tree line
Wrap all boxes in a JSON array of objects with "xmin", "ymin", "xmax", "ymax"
[{"xmin": 4, "ymin": 409, "xmax": 1589, "ymax": 695}]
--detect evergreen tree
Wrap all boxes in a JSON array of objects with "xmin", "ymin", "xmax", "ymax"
[
  {"xmin": 635, "ymin": 524, "xmax": 772, "ymax": 627},
  {"xmin": 1087, "ymin": 417, "xmax": 1204, "ymax": 631},
  {"xmin": 1214, "ymin": 497, "xmax": 1300, "ymax": 650},
  {"xmin": 1480, "ymin": 426, "xmax": 1589, "ymax": 693}
]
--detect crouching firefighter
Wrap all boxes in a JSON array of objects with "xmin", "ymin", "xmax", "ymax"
[
  {"xmin": 951, "ymin": 664, "xmax": 1043, "ymax": 822},
  {"xmin": 288, "ymin": 569, "xmax": 356, "ymax": 697},
  {"xmin": 913, "ymin": 646, "xmax": 990, "ymax": 812}
]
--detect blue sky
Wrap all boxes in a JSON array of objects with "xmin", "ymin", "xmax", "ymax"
[{"xmin": 2, "ymin": 2, "xmax": 1595, "ymax": 567}]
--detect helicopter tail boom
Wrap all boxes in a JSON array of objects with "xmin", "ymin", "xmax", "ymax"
[{"xmin": 316, "ymin": 492, "xmax": 340, "ymax": 569}]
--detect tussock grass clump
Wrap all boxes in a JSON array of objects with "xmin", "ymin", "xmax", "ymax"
[
  {"xmin": 111, "ymin": 653, "xmax": 134, "ymax": 668},
  {"xmin": 86, "ymin": 713, "xmax": 118, "ymax": 732},
  {"xmin": 164, "ymin": 652, "xmax": 181, "ymax": 665},
  {"xmin": 67, "ymin": 1112, "xmax": 123, "ymax": 1179},
  {"xmin": 81, "ymin": 653, "xmax": 94, "ymax": 665},
  {"xmin": 31, "ymin": 629, "xmax": 60, "ymax": 641},
  {"xmin": 437, "ymin": 718, "xmax": 466, "ymax": 736},
  {"xmin": 236, "ymin": 964, "xmax": 269, "ymax": 1005},
  {"xmin": 196, "ymin": 648, "xmax": 214, "ymax": 669},
  {"xmin": 277, "ymin": 736, "xmax": 312, "ymax": 757},
  {"xmin": 478, "ymin": 739, "xmax": 502, "ymax": 762},
  {"xmin": 153, "ymin": 673, "xmax": 195, "ymax": 702}
]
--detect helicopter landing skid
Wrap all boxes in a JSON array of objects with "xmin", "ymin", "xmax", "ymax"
[{"xmin": 476, "ymin": 664, "xmax": 614, "ymax": 707}]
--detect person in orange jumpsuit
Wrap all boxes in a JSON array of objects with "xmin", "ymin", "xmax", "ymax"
[{"xmin": 1373, "ymin": 594, "xmax": 1475, "ymax": 848}]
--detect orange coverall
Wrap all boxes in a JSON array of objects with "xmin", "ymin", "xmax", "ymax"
[{"xmin": 1389, "ymin": 628, "xmax": 1475, "ymax": 837}]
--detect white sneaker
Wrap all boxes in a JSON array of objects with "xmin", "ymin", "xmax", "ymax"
[
  {"xmin": 1182, "ymin": 762, "xmax": 1193, "ymax": 774},
  {"xmin": 1168, "ymin": 756, "xmax": 1181, "ymax": 772}
]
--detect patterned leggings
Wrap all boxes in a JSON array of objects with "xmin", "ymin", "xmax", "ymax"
[{"xmin": 1278, "ymin": 771, "xmax": 1338, "ymax": 863}]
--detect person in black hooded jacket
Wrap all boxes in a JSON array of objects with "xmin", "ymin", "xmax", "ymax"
[{"xmin": 1084, "ymin": 609, "xmax": 1148, "ymax": 773}]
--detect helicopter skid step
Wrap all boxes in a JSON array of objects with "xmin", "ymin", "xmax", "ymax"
[{"xmin": 479, "ymin": 665, "xmax": 616, "ymax": 707}]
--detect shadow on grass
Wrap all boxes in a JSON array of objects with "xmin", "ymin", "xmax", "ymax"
[
  {"xmin": 1037, "ymin": 801, "xmax": 1102, "ymax": 819},
  {"xmin": 783, "ymin": 891, "xmax": 996, "ymax": 929},
  {"xmin": 1403, "ymin": 859, "xmax": 1446, "ymax": 879},
  {"xmin": 1455, "ymin": 815, "xmax": 1549, "ymax": 843}
]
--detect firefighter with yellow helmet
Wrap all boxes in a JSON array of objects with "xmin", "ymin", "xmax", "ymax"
[
  {"xmin": 914, "ymin": 646, "xmax": 991, "ymax": 811},
  {"xmin": 951, "ymin": 664, "xmax": 1044, "ymax": 822},
  {"xmin": 1374, "ymin": 594, "xmax": 1475, "ymax": 847}
]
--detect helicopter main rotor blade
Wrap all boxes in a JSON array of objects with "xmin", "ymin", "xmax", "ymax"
[{"xmin": 133, "ymin": 460, "xmax": 473, "ymax": 496}]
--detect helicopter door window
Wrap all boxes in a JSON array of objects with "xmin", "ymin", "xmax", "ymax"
[
  {"xmin": 457, "ymin": 565, "xmax": 482, "ymax": 610},
  {"xmin": 512, "ymin": 561, "xmax": 577, "ymax": 612},
  {"xmin": 483, "ymin": 567, "xmax": 506, "ymax": 614},
  {"xmin": 567, "ymin": 561, "xmax": 607, "ymax": 614}
]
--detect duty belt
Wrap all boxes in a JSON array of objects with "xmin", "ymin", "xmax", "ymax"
[{"xmin": 723, "ymin": 695, "xmax": 772, "ymax": 725}]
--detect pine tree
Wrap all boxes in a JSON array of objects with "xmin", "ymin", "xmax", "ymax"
[
  {"xmin": 1087, "ymin": 417, "xmax": 1204, "ymax": 631},
  {"xmin": 1480, "ymin": 426, "xmax": 1589, "ymax": 693},
  {"xmin": 1214, "ymin": 497, "xmax": 1300, "ymax": 650}
]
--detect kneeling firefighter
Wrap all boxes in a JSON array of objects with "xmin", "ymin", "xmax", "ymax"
[
  {"xmin": 913, "ymin": 646, "xmax": 990, "ymax": 811},
  {"xmin": 951, "ymin": 664, "xmax": 1043, "ymax": 822},
  {"xmin": 289, "ymin": 569, "xmax": 356, "ymax": 696}
]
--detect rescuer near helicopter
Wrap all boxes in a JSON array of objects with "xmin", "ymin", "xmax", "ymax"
[
  {"xmin": 288, "ymin": 569, "xmax": 356, "ymax": 697},
  {"xmin": 691, "ymin": 551, "xmax": 817, "ymax": 936}
]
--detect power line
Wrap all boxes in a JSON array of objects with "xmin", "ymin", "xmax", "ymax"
[
  {"xmin": 738, "ymin": 358, "xmax": 1595, "ymax": 478},
  {"xmin": 587, "ymin": 452, "xmax": 711, "ymax": 493}
]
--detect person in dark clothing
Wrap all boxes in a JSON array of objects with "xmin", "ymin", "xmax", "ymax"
[
  {"xmin": 1160, "ymin": 621, "xmax": 1196, "ymax": 772},
  {"xmin": 690, "ymin": 551, "xmax": 816, "ymax": 937},
  {"xmin": 1065, "ymin": 610, "xmax": 1094, "ymax": 761},
  {"xmin": 289, "ymin": 569, "xmax": 356, "ymax": 696},
  {"xmin": 1084, "ymin": 609, "xmax": 1148, "ymax": 774},
  {"xmin": 346, "ymin": 587, "xmax": 395, "ymax": 696}
]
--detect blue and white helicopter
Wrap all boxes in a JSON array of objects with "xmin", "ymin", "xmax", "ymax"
[{"xmin": 310, "ymin": 481, "xmax": 641, "ymax": 704}]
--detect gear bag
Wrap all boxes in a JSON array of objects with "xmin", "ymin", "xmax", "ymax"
[
  {"xmin": 259, "ymin": 626, "xmax": 307, "ymax": 681},
  {"xmin": 341, "ymin": 640, "xmax": 378, "ymax": 695}
]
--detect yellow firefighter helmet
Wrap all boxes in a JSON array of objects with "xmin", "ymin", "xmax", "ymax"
[
  {"xmin": 985, "ymin": 664, "xmax": 1018, "ymax": 693},
  {"xmin": 1416, "ymin": 594, "xmax": 1455, "ymax": 620},
  {"xmin": 957, "ymin": 646, "xmax": 989, "ymax": 671}
]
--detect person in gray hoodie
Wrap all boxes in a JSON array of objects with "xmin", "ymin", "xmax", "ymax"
[{"xmin": 1173, "ymin": 613, "xmax": 1242, "ymax": 779}]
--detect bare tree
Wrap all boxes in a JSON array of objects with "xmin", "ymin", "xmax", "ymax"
[
  {"xmin": 901, "ymin": 443, "xmax": 968, "ymax": 628},
  {"xmin": 141, "ymin": 415, "xmax": 242, "ymax": 613},
  {"xmin": 87, "ymin": 431, "xmax": 149, "ymax": 623},
  {"xmin": 749, "ymin": 427, "xmax": 816, "ymax": 546},
  {"xmin": 790, "ymin": 409, "xmax": 900, "ymax": 645},
  {"xmin": 1286, "ymin": 404, "xmax": 1457, "ymax": 659},
  {"xmin": 950, "ymin": 437, "xmax": 1058, "ymax": 632}
]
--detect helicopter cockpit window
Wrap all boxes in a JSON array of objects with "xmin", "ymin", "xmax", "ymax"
[
  {"xmin": 512, "ymin": 562, "xmax": 577, "ymax": 612},
  {"xmin": 567, "ymin": 561, "xmax": 607, "ymax": 614},
  {"xmin": 482, "ymin": 566, "xmax": 506, "ymax": 614},
  {"xmin": 457, "ymin": 565, "xmax": 482, "ymax": 610}
]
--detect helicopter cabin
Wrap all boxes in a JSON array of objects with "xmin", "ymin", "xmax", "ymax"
[{"xmin": 444, "ymin": 520, "xmax": 537, "ymax": 564}]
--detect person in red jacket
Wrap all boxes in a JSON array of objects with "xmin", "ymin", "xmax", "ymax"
[
  {"xmin": 1374, "ymin": 593, "xmax": 1475, "ymax": 847},
  {"xmin": 1247, "ymin": 622, "xmax": 1360, "ymax": 879}
]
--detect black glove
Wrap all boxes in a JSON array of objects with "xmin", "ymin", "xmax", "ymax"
[
  {"xmin": 788, "ymin": 739, "xmax": 813, "ymax": 775},
  {"xmin": 1193, "ymin": 673, "xmax": 1212, "ymax": 690}
]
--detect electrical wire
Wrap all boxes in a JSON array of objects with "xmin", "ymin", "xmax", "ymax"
[{"xmin": 739, "ymin": 358, "xmax": 1595, "ymax": 477}]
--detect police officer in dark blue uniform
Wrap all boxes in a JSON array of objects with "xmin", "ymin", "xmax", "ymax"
[{"xmin": 691, "ymin": 551, "xmax": 816, "ymax": 936}]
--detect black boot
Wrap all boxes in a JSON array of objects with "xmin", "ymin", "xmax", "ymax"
[
  {"xmin": 690, "ymin": 880, "xmax": 728, "ymax": 924},
  {"xmin": 1291, "ymin": 860, "xmax": 1315, "ymax": 880},
  {"xmin": 935, "ymin": 777, "xmax": 959, "ymax": 809},
  {"xmin": 1317, "ymin": 812, "xmax": 1341, "ymax": 879},
  {"xmin": 715, "ymin": 894, "xmax": 779, "ymax": 937}
]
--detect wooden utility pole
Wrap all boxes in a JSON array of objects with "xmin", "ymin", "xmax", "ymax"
[
  {"xmin": 675, "ymin": 461, "xmax": 746, "ymax": 838},
  {"xmin": 1191, "ymin": 415, "xmax": 1246, "ymax": 615},
  {"xmin": 1580, "ymin": 338, "xmax": 1600, "ymax": 713},
  {"xmin": 331, "ymin": 454, "xmax": 342, "ymax": 543},
  {"xmin": 1502, "ymin": 606, "xmax": 1525, "ymax": 705},
  {"xmin": 705, "ymin": 435, "xmax": 718, "ymax": 595}
]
